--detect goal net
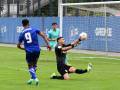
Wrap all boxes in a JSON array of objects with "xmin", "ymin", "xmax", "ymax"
[{"xmin": 59, "ymin": 1, "xmax": 120, "ymax": 52}]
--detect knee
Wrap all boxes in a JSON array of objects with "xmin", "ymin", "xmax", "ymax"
[
  {"xmin": 64, "ymin": 76, "xmax": 70, "ymax": 80},
  {"xmin": 28, "ymin": 65, "xmax": 32, "ymax": 69},
  {"xmin": 69, "ymin": 67, "xmax": 76, "ymax": 73},
  {"xmin": 63, "ymin": 73, "xmax": 70, "ymax": 80},
  {"xmin": 64, "ymin": 77, "xmax": 69, "ymax": 80},
  {"xmin": 28, "ymin": 63, "xmax": 34, "ymax": 69}
]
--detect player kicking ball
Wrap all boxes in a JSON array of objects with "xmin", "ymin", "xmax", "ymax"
[
  {"xmin": 50, "ymin": 32, "xmax": 93, "ymax": 80},
  {"xmin": 17, "ymin": 19, "xmax": 50, "ymax": 85}
]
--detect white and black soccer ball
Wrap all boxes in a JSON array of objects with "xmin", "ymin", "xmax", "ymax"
[{"xmin": 79, "ymin": 32, "xmax": 88, "ymax": 40}]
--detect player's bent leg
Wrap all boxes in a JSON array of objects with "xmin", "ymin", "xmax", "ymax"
[
  {"xmin": 26, "ymin": 52, "xmax": 40, "ymax": 85},
  {"xmin": 26, "ymin": 61, "xmax": 34, "ymax": 84},
  {"xmin": 69, "ymin": 63, "xmax": 93, "ymax": 74},
  {"xmin": 29, "ymin": 67, "xmax": 37, "ymax": 79},
  {"xmin": 75, "ymin": 69, "xmax": 87, "ymax": 74},
  {"xmin": 28, "ymin": 67, "xmax": 39, "ymax": 85},
  {"xmin": 33, "ymin": 65, "xmax": 37, "ymax": 72},
  {"xmin": 33, "ymin": 51, "xmax": 40, "ymax": 72},
  {"xmin": 32, "ymin": 64, "xmax": 39, "ymax": 86},
  {"xmin": 69, "ymin": 67, "xmax": 76, "ymax": 73},
  {"xmin": 63, "ymin": 73, "xmax": 70, "ymax": 80},
  {"xmin": 52, "ymin": 64, "xmax": 70, "ymax": 80},
  {"xmin": 50, "ymin": 73, "xmax": 64, "ymax": 80},
  {"xmin": 27, "ymin": 62, "xmax": 39, "ymax": 85},
  {"xmin": 69, "ymin": 66, "xmax": 88, "ymax": 74},
  {"xmin": 33, "ymin": 60, "xmax": 38, "ymax": 72},
  {"xmin": 50, "ymin": 73, "xmax": 70, "ymax": 80},
  {"xmin": 28, "ymin": 63, "xmax": 33, "ymax": 69}
]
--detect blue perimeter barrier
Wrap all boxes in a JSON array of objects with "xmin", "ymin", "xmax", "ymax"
[{"xmin": 0, "ymin": 17, "xmax": 120, "ymax": 52}]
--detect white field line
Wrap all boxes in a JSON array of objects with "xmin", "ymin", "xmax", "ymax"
[
  {"xmin": 0, "ymin": 44, "xmax": 120, "ymax": 57},
  {"xmin": 2, "ymin": 65, "xmax": 120, "ymax": 74},
  {"xmin": 40, "ymin": 56, "xmax": 120, "ymax": 61},
  {"xmin": 77, "ymin": 56, "xmax": 120, "ymax": 61},
  {"xmin": 1, "ymin": 56, "xmax": 120, "ymax": 73},
  {"xmin": 64, "ymin": 56, "xmax": 120, "ymax": 65},
  {"xmin": 40, "ymin": 56, "xmax": 120, "ymax": 65},
  {"xmin": 71, "ymin": 57, "xmax": 120, "ymax": 64}
]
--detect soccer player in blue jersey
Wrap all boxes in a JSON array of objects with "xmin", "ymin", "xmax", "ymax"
[
  {"xmin": 17, "ymin": 19, "xmax": 50, "ymax": 85},
  {"xmin": 47, "ymin": 22, "xmax": 60, "ymax": 50}
]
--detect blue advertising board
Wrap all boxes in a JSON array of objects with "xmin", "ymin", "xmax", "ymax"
[{"xmin": 0, "ymin": 17, "xmax": 120, "ymax": 52}]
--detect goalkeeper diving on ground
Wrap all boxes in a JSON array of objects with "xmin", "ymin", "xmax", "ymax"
[{"xmin": 50, "ymin": 32, "xmax": 93, "ymax": 80}]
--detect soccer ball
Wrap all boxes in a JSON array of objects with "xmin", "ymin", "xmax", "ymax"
[{"xmin": 79, "ymin": 32, "xmax": 88, "ymax": 40}]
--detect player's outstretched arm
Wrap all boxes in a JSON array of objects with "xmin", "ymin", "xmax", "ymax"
[
  {"xmin": 39, "ymin": 32, "xmax": 51, "ymax": 50},
  {"xmin": 61, "ymin": 45, "xmax": 74, "ymax": 51},
  {"xmin": 59, "ymin": 39, "xmax": 80, "ymax": 51},
  {"xmin": 71, "ymin": 32, "xmax": 88, "ymax": 47},
  {"xmin": 17, "ymin": 43, "xmax": 25, "ymax": 50},
  {"xmin": 71, "ymin": 38, "xmax": 81, "ymax": 47},
  {"xmin": 61, "ymin": 32, "xmax": 88, "ymax": 51}
]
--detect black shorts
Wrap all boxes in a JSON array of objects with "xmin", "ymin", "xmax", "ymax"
[
  {"xmin": 26, "ymin": 51, "xmax": 40, "ymax": 64},
  {"xmin": 57, "ymin": 64, "xmax": 72, "ymax": 76}
]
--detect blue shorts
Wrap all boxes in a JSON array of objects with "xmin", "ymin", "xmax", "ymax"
[{"xmin": 26, "ymin": 51, "xmax": 40, "ymax": 64}]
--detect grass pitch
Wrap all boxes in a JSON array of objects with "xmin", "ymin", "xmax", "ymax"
[{"xmin": 0, "ymin": 46, "xmax": 120, "ymax": 90}]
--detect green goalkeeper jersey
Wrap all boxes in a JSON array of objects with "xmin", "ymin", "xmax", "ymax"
[{"xmin": 48, "ymin": 28, "xmax": 60, "ymax": 48}]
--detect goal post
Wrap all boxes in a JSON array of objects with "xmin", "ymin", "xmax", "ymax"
[{"xmin": 59, "ymin": 1, "xmax": 120, "ymax": 52}]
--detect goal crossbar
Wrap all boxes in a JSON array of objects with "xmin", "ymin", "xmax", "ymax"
[{"xmin": 60, "ymin": 1, "xmax": 120, "ymax": 6}]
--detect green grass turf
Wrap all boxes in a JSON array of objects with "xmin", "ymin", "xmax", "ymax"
[{"xmin": 0, "ymin": 46, "xmax": 120, "ymax": 90}]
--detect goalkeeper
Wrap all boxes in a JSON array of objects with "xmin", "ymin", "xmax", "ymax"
[
  {"xmin": 50, "ymin": 35, "xmax": 92, "ymax": 80},
  {"xmin": 47, "ymin": 22, "xmax": 60, "ymax": 50},
  {"xmin": 47, "ymin": 22, "xmax": 70, "ymax": 65}
]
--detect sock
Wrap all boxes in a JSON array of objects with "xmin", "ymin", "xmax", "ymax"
[
  {"xmin": 29, "ymin": 67, "xmax": 37, "ymax": 79},
  {"xmin": 75, "ymin": 69, "xmax": 87, "ymax": 74},
  {"xmin": 33, "ymin": 66, "xmax": 37, "ymax": 72},
  {"xmin": 51, "ymin": 76, "xmax": 64, "ymax": 80}
]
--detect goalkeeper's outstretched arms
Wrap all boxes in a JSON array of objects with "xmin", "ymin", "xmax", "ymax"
[
  {"xmin": 61, "ymin": 38, "xmax": 81, "ymax": 51},
  {"xmin": 61, "ymin": 39, "xmax": 81, "ymax": 51},
  {"xmin": 60, "ymin": 32, "xmax": 88, "ymax": 52},
  {"xmin": 71, "ymin": 32, "xmax": 88, "ymax": 47}
]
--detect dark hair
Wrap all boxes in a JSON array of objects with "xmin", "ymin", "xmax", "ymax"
[
  {"xmin": 22, "ymin": 19, "xmax": 29, "ymax": 26},
  {"xmin": 57, "ymin": 37, "xmax": 63, "ymax": 42},
  {"xmin": 52, "ymin": 22, "xmax": 57, "ymax": 26}
]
